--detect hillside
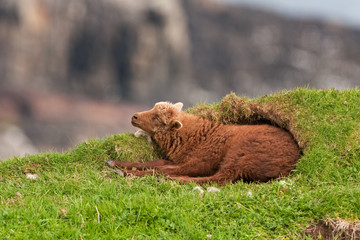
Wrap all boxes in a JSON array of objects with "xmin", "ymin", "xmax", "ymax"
[{"xmin": 1, "ymin": 88, "xmax": 360, "ymax": 239}]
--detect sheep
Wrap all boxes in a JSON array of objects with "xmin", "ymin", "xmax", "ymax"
[{"xmin": 106, "ymin": 101, "xmax": 300, "ymax": 185}]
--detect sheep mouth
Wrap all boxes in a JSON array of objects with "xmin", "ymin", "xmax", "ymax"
[
  {"xmin": 131, "ymin": 119, "xmax": 141, "ymax": 128},
  {"xmin": 131, "ymin": 121, "xmax": 139, "ymax": 127}
]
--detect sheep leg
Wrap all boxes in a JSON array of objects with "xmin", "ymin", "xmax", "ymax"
[
  {"xmin": 121, "ymin": 169, "xmax": 181, "ymax": 179},
  {"xmin": 168, "ymin": 174, "xmax": 232, "ymax": 185},
  {"xmin": 122, "ymin": 169, "xmax": 234, "ymax": 185},
  {"xmin": 105, "ymin": 159, "xmax": 175, "ymax": 170},
  {"xmin": 167, "ymin": 154, "xmax": 264, "ymax": 184},
  {"xmin": 155, "ymin": 159, "xmax": 218, "ymax": 177},
  {"xmin": 119, "ymin": 168, "xmax": 232, "ymax": 185},
  {"xmin": 115, "ymin": 166, "xmax": 235, "ymax": 185},
  {"xmin": 164, "ymin": 159, "xmax": 242, "ymax": 185},
  {"xmin": 122, "ymin": 169, "xmax": 157, "ymax": 176}
]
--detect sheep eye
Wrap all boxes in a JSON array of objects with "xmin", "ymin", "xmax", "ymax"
[
  {"xmin": 152, "ymin": 116, "xmax": 162, "ymax": 122},
  {"xmin": 152, "ymin": 116, "xmax": 166, "ymax": 126}
]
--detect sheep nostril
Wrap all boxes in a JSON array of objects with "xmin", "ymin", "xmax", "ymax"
[{"xmin": 132, "ymin": 114, "xmax": 138, "ymax": 120}]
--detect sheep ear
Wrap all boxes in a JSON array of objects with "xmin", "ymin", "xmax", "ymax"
[
  {"xmin": 173, "ymin": 102, "xmax": 183, "ymax": 111},
  {"xmin": 171, "ymin": 120, "xmax": 183, "ymax": 130}
]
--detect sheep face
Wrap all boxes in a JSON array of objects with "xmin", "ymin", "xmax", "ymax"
[{"xmin": 131, "ymin": 102, "xmax": 183, "ymax": 135}]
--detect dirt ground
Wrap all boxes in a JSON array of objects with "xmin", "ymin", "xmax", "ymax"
[{"xmin": 305, "ymin": 218, "xmax": 360, "ymax": 239}]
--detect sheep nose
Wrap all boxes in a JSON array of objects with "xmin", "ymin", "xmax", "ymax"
[{"xmin": 132, "ymin": 114, "xmax": 139, "ymax": 120}]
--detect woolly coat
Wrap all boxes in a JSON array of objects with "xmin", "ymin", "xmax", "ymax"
[{"xmin": 107, "ymin": 102, "xmax": 300, "ymax": 184}]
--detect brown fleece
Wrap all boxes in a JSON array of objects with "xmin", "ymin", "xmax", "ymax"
[{"xmin": 109, "ymin": 102, "xmax": 300, "ymax": 185}]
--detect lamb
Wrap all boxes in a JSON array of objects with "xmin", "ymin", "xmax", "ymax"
[{"xmin": 106, "ymin": 101, "xmax": 300, "ymax": 185}]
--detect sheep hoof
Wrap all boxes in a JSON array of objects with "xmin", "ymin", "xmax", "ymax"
[
  {"xmin": 105, "ymin": 160, "xmax": 115, "ymax": 168},
  {"xmin": 114, "ymin": 169, "xmax": 125, "ymax": 177}
]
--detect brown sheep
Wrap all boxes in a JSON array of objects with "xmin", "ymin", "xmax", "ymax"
[{"xmin": 106, "ymin": 102, "xmax": 300, "ymax": 185}]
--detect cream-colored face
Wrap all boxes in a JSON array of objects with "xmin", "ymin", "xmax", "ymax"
[{"xmin": 131, "ymin": 102, "xmax": 183, "ymax": 135}]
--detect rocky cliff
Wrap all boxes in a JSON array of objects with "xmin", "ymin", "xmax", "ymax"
[
  {"xmin": 183, "ymin": 0, "xmax": 360, "ymax": 98},
  {"xmin": 0, "ymin": 0, "xmax": 191, "ymax": 104},
  {"xmin": 1, "ymin": 0, "xmax": 359, "ymax": 105}
]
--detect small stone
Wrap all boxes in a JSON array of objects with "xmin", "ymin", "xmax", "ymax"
[
  {"xmin": 26, "ymin": 173, "xmax": 38, "ymax": 180},
  {"xmin": 206, "ymin": 234, "xmax": 212, "ymax": 238},
  {"xmin": 207, "ymin": 187, "xmax": 220, "ymax": 193},
  {"xmin": 193, "ymin": 186, "xmax": 204, "ymax": 195}
]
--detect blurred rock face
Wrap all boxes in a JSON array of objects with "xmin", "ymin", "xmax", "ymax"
[
  {"xmin": 0, "ymin": 0, "xmax": 191, "ymax": 103},
  {"xmin": 1, "ymin": 0, "xmax": 360, "ymax": 105},
  {"xmin": 0, "ymin": 90, "xmax": 148, "ymax": 158},
  {"xmin": 0, "ymin": 124, "xmax": 36, "ymax": 160},
  {"xmin": 183, "ymin": 0, "xmax": 360, "ymax": 98}
]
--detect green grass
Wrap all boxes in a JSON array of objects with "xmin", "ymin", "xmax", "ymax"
[{"xmin": 1, "ymin": 88, "xmax": 360, "ymax": 239}]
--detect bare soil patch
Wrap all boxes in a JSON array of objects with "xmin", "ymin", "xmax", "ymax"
[{"xmin": 305, "ymin": 218, "xmax": 360, "ymax": 239}]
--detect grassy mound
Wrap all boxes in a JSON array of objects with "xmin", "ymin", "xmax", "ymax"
[{"xmin": 1, "ymin": 88, "xmax": 360, "ymax": 239}]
